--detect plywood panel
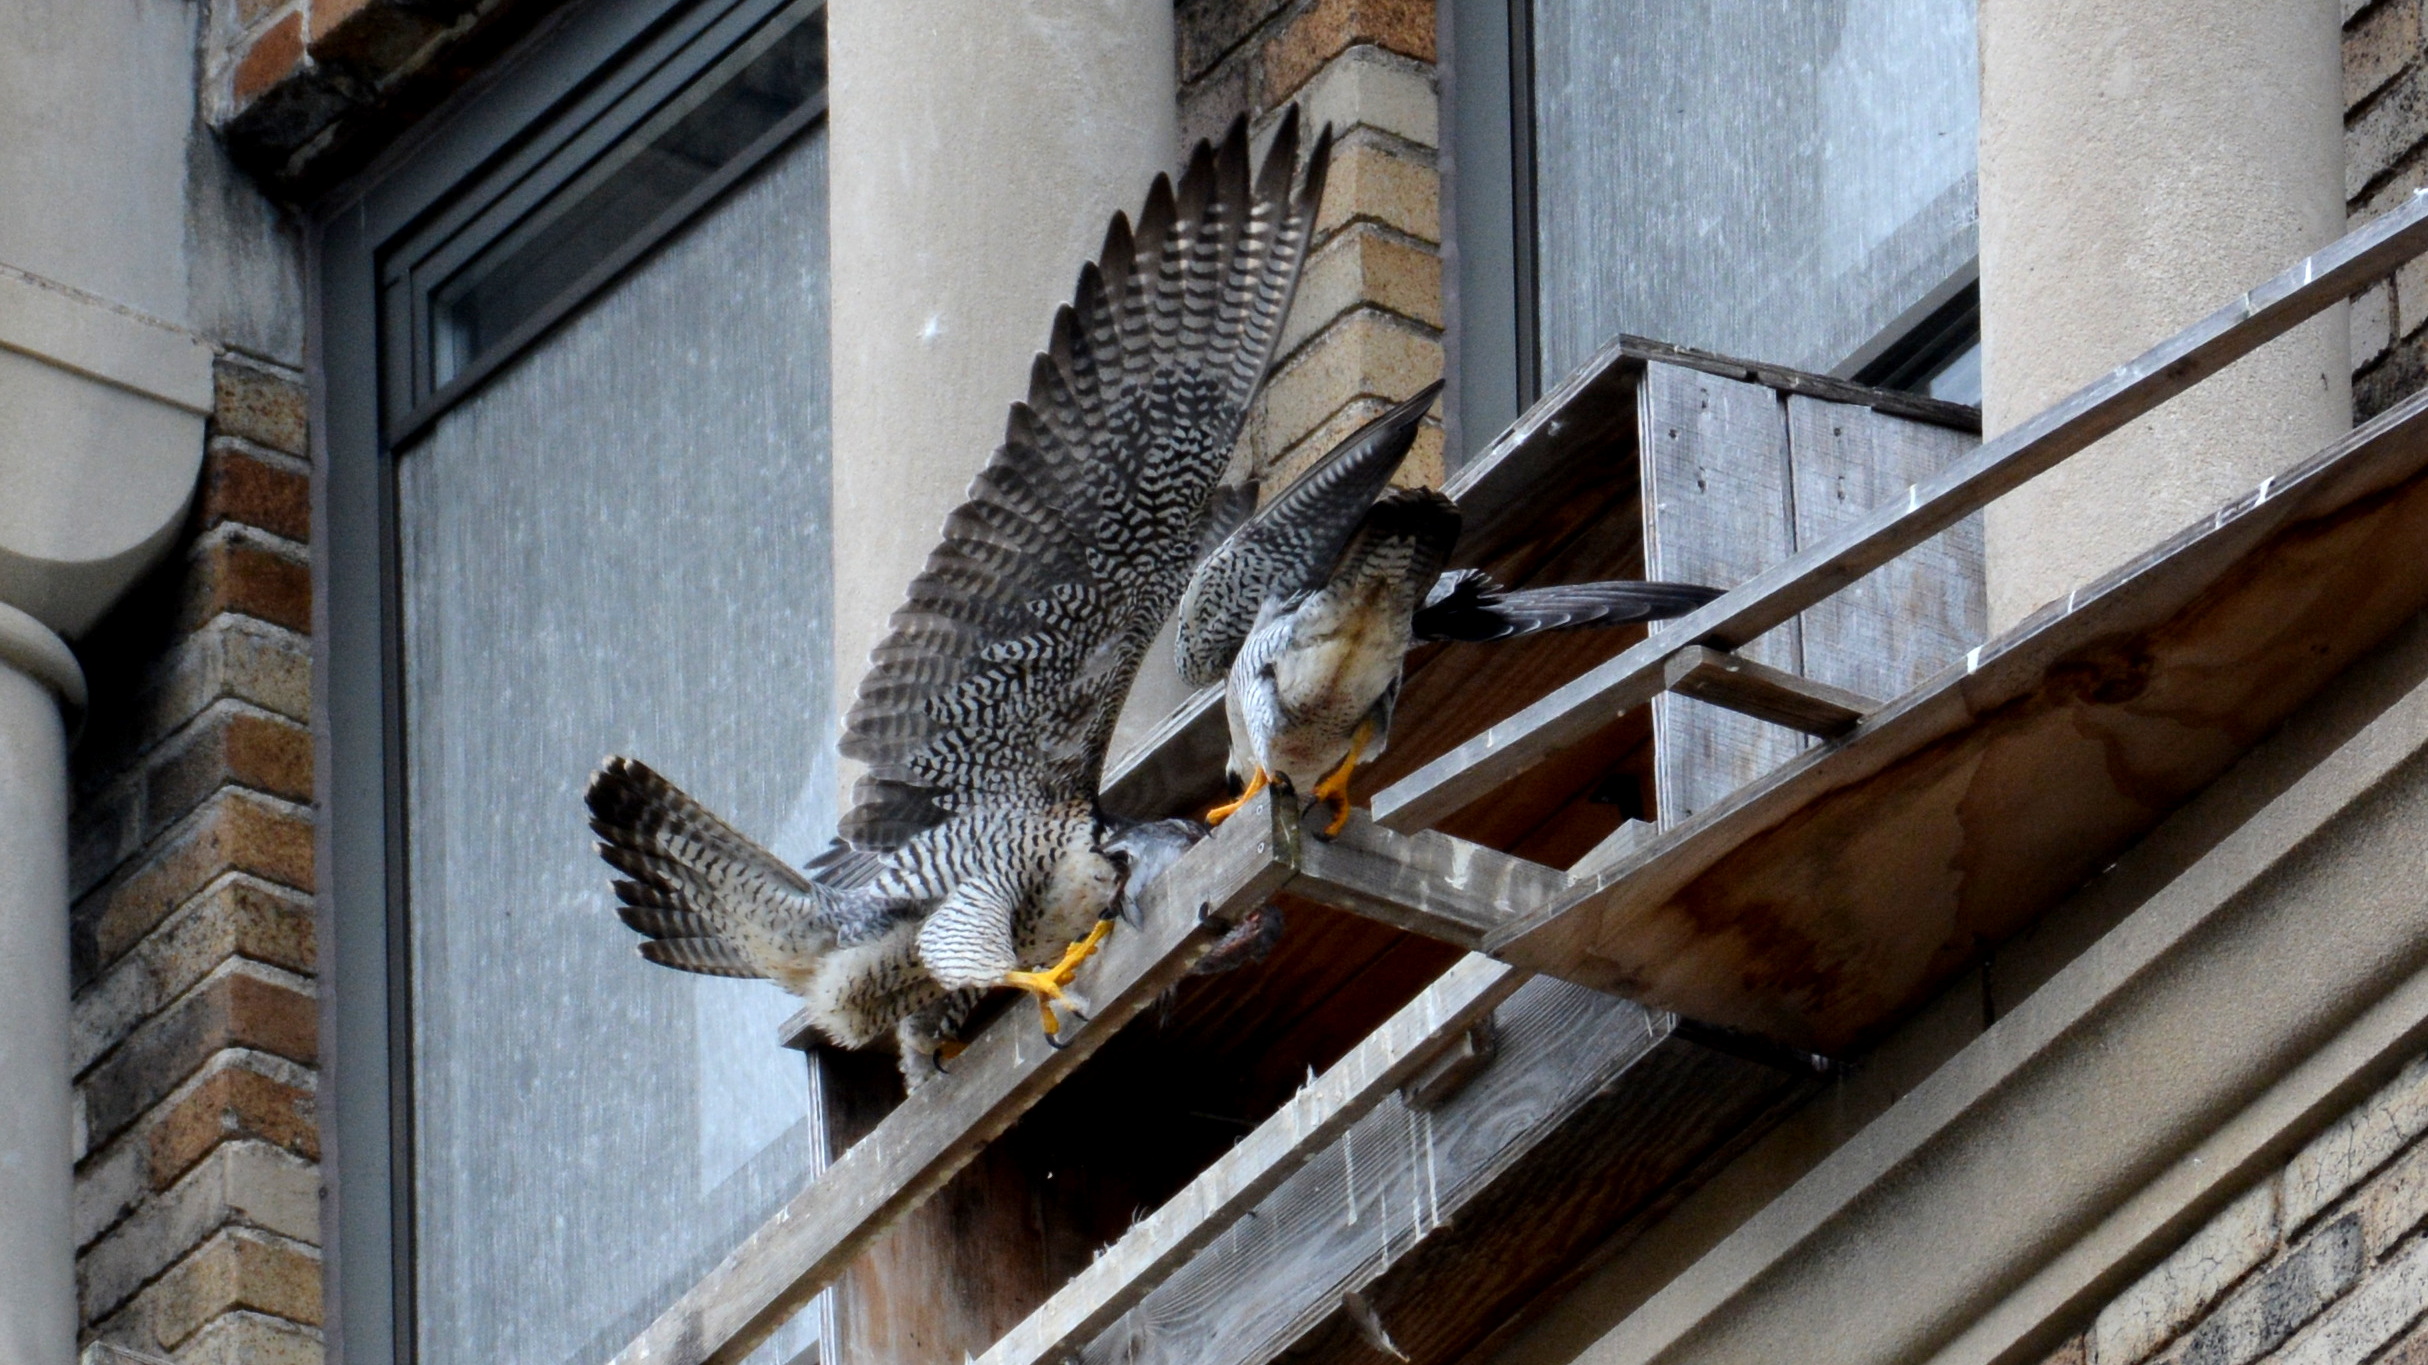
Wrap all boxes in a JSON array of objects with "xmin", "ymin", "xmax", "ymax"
[
  {"xmin": 1638, "ymin": 360, "xmax": 1805, "ymax": 825},
  {"xmin": 1489, "ymin": 388, "xmax": 2428, "ymax": 1054},
  {"xmin": 1789, "ymin": 395, "xmax": 1983, "ymax": 701}
]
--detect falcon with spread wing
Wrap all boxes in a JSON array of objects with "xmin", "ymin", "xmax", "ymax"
[
  {"xmin": 1176, "ymin": 382, "xmax": 1722, "ymax": 838},
  {"xmin": 586, "ymin": 112, "xmax": 1331, "ymax": 1077}
]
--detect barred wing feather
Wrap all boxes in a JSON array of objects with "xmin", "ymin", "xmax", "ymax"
[
  {"xmin": 838, "ymin": 111, "xmax": 1332, "ymax": 847},
  {"xmin": 1174, "ymin": 380, "xmax": 1442, "ymax": 687}
]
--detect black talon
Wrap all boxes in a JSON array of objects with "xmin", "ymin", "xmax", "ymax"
[{"xmin": 1046, "ymin": 1027, "xmax": 1073, "ymax": 1050}]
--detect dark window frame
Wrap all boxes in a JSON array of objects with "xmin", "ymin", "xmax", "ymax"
[
  {"xmin": 1443, "ymin": 0, "xmax": 1981, "ymax": 454},
  {"xmin": 311, "ymin": 3, "xmax": 826, "ymax": 1358}
]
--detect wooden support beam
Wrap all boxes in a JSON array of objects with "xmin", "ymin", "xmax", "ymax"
[
  {"xmin": 1662, "ymin": 645, "xmax": 1877, "ymax": 738},
  {"xmin": 1484, "ymin": 385, "xmax": 2428, "ymax": 1054},
  {"xmin": 612, "ymin": 795, "xmax": 1295, "ymax": 1365},
  {"xmin": 1370, "ymin": 189, "xmax": 2428, "ymax": 833},
  {"xmin": 973, "ymin": 954, "xmax": 1532, "ymax": 1365},
  {"xmin": 617, "ymin": 795, "xmax": 1571, "ymax": 1364},
  {"xmin": 1278, "ymin": 806, "xmax": 1571, "ymax": 951},
  {"xmin": 1053, "ymin": 980, "xmax": 1816, "ymax": 1365}
]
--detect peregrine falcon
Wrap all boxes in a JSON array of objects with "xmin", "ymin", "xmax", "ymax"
[
  {"xmin": 1175, "ymin": 383, "xmax": 1722, "ymax": 837},
  {"xmin": 586, "ymin": 111, "xmax": 1333, "ymax": 1077}
]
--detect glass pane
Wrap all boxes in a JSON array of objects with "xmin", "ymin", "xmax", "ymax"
[
  {"xmin": 430, "ymin": 6, "xmax": 826, "ymax": 387},
  {"xmin": 1532, "ymin": 0, "xmax": 1978, "ymax": 378},
  {"xmin": 401, "ymin": 127, "xmax": 830, "ymax": 1365}
]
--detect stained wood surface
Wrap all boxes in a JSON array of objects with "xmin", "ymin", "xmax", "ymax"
[
  {"xmin": 1638, "ymin": 361, "xmax": 1807, "ymax": 826},
  {"xmin": 1789, "ymin": 396, "xmax": 1985, "ymax": 701},
  {"xmin": 1490, "ymin": 385, "xmax": 2428, "ymax": 1054},
  {"xmin": 1062, "ymin": 980, "xmax": 1809, "ymax": 1365},
  {"xmin": 974, "ymin": 955, "xmax": 1529, "ymax": 1365},
  {"xmin": 1371, "ymin": 190, "xmax": 2428, "ymax": 832},
  {"xmin": 1662, "ymin": 646, "xmax": 1874, "ymax": 738},
  {"xmin": 613, "ymin": 798, "xmax": 1296, "ymax": 1365}
]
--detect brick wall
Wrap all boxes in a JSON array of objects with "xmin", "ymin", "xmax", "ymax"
[
  {"xmin": 2033, "ymin": 1052, "xmax": 2428, "ymax": 1365},
  {"xmin": 2349, "ymin": 0, "xmax": 2428, "ymax": 417},
  {"xmin": 1177, "ymin": 0, "xmax": 1450, "ymax": 489},
  {"xmin": 205, "ymin": 0, "xmax": 563, "ymax": 196},
  {"xmin": 66, "ymin": 357, "xmax": 322, "ymax": 1365}
]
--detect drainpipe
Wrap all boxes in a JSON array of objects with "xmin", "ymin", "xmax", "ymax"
[
  {"xmin": 0, "ymin": 605, "xmax": 83, "ymax": 1365},
  {"xmin": 0, "ymin": 274, "xmax": 212, "ymax": 1361}
]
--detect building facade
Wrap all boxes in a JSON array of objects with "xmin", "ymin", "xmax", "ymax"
[{"xmin": 5, "ymin": 1, "xmax": 2428, "ymax": 1363}]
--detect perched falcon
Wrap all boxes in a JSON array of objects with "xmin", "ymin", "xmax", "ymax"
[
  {"xmin": 1175, "ymin": 382, "xmax": 1723, "ymax": 837},
  {"xmin": 586, "ymin": 112, "xmax": 1333, "ymax": 1078}
]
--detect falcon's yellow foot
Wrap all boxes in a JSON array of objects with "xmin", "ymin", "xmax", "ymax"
[
  {"xmin": 1206, "ymin": 766, "xmax": 1269, "ymax": 826},
  {"xmin": 1001, "ymin": 918, "xmax": 1115, "ymax": 1037},
  {"xmin": 1308, "ymin": 719, "xmax": 1375, "ymax": 841}
]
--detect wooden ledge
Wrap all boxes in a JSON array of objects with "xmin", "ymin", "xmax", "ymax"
[{"xmin": 617, "ymin": 793, "xmax": 1566, "ymax": 1365}]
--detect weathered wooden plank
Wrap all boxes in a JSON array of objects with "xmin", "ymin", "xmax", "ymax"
[
  {"xmin": 973, "ymin": 954, "xmax": 1529, "ymax": 1365},
  {"xmin": 1484, "ymin": 385, "xmax": 2428, "ymax": 1054},
  {"xmin": 1064, "ymin": 980, "xmax": 1808, "ymax": 1365},
  {"xmin": 1282, "ymin": 808, "xmax": 1571, "ymax": 951},
  {"xmin": 1639, "ymin": 361, "xmax": 1806, "ymax": 826},
  {"xmin": 1371, "ymin": 190, "xmax": 2428, "ymax": 832},
  {"xmin": 1788, "ymin": 395, "xmax": 1983, "ymax": 702},
  {"xmin": 613, "ymin": 795, "xmax": 1297, "ymax": 1365},
  {"xmin": 1662, "ymin": 645, "xmax": 1876, "ymax": 738}
]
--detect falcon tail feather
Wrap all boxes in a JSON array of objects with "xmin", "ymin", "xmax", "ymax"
[
  {"xmin": 1412, "ymin": 570, "xmax": 1723, "ymax": 643},
  {"xmin": 585, "ymin": 756, "xmax": 854, "ymax": 982}
]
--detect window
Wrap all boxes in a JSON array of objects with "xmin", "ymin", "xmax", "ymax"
[
  {"xmin": 318, "ymin": 2, "xmax": 831, "ymax": 1361},
  {"xmin": 1447, "ymin": 0, "xmax": 1980, "ymax": 450}
]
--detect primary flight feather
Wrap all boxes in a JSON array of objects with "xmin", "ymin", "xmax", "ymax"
[{"xmin": 588, "ymin": 111, "xmax": 1332, "ymax": 1079}]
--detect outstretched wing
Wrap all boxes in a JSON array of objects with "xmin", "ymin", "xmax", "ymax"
[
  {"xmin": 837, "ymin": 111, "xmax": 1333, "ymax": 847},
  {"xmin": 1412, "ymin": 570, "xmax": 1723, "ymax": 643},
  {"xmin": 586, "ymin": 757, "xmax": 895, "ymax": 978},
  {"xmin": 1174, "ymin": 380, "xmax": 1443, "ymax": 686}
]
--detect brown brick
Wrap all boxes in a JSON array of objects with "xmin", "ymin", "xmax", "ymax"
[
  {"xmin": 1263, "ymin": 0, "xmax": 1436, "ymax": 104},
  {"xmin": 309, "ymin": 0, "xmax": 448, "ymax": 73},
  {"xmin": 1178, "ymin": 0, "xmax": 1293, "ymax": 84},
  {"xmin": 2348, "ymin": 0, "xmax": 2421, "ymax": 110},
  {"xmin": 140, "ymin": 618, "xmax": 313, "ymax": 756},
  {"xmin": 106, "ymin": 1228, "xmax": 321, "ymax": 1352},
  {"xmin": 1318, "ymin": 139, "xmax": 1441, "ymax": 244},
  {"xmin": 2359, "ymin": 327, "xmax": 2428, "ymax": 418},
  {"xmin": 211, "ymin": 360, "xmax": 308, "ymax": 457},
  {"xmin": 85, "ymin": 793, "xmax": 314, "ymax": 975},
  {"xmin": 146, "ymin": 708, "xmax": 313, "ymax": 841},
  {"xmin": 181, "ymin": 537, "xmax": 311, "ymax": 637},
  {"xmin": 1180, "ymin": 57, "xmax": 1260, "ymax": 154},
  {"xmin": 72, "ymin": 780, "xmax": 141, "ymax": 902},
  {"xmin": 1282, "ymin": 225, "xmax": 1443, "ymax": 358},
  {"xmin": 80, "ymin": 969, "xmax": 317, "ymax": 1152},
  {"xmin": 1251, "ymin": 308, "xmax": 1443, "ymax": 468},
  {"xmin": 197, "ymin": 441, "xmax": 310, "ymax": 541},
  {"xmin": 229, "ymin": 14, "xmax": 309, "ymax": 112},
  {"xmin": 76, "ymin": 876, "xmax": 314, "ymax": 1074},
  {"xmin": 2349, "ymin": 60, "xmax": 2428, "ymax": 200},
  {"xmin": 149, "ymin": 1067, "xmax": 317, "ymax": 1191},
  {"xmin": 178, "ymin": 1310, "xmax": 326, "ymax": 1365}
]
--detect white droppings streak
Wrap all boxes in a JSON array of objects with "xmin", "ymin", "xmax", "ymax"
[{"xmin": 1344, "ymin": 1131, "xmax": 1359, "ymax": 1225}]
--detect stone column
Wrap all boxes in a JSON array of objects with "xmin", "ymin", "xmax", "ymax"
[
  {"xmin": 1978, "ymin": 0, "xmax": 2348, "ymax": 631},
  {"xmin": 825, "ymin": 0, "xmax": 1180, "ymax": 777},
  {"xmin": 0, "ymin": 604, "xmax": 83, "ymax": 1365}
]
